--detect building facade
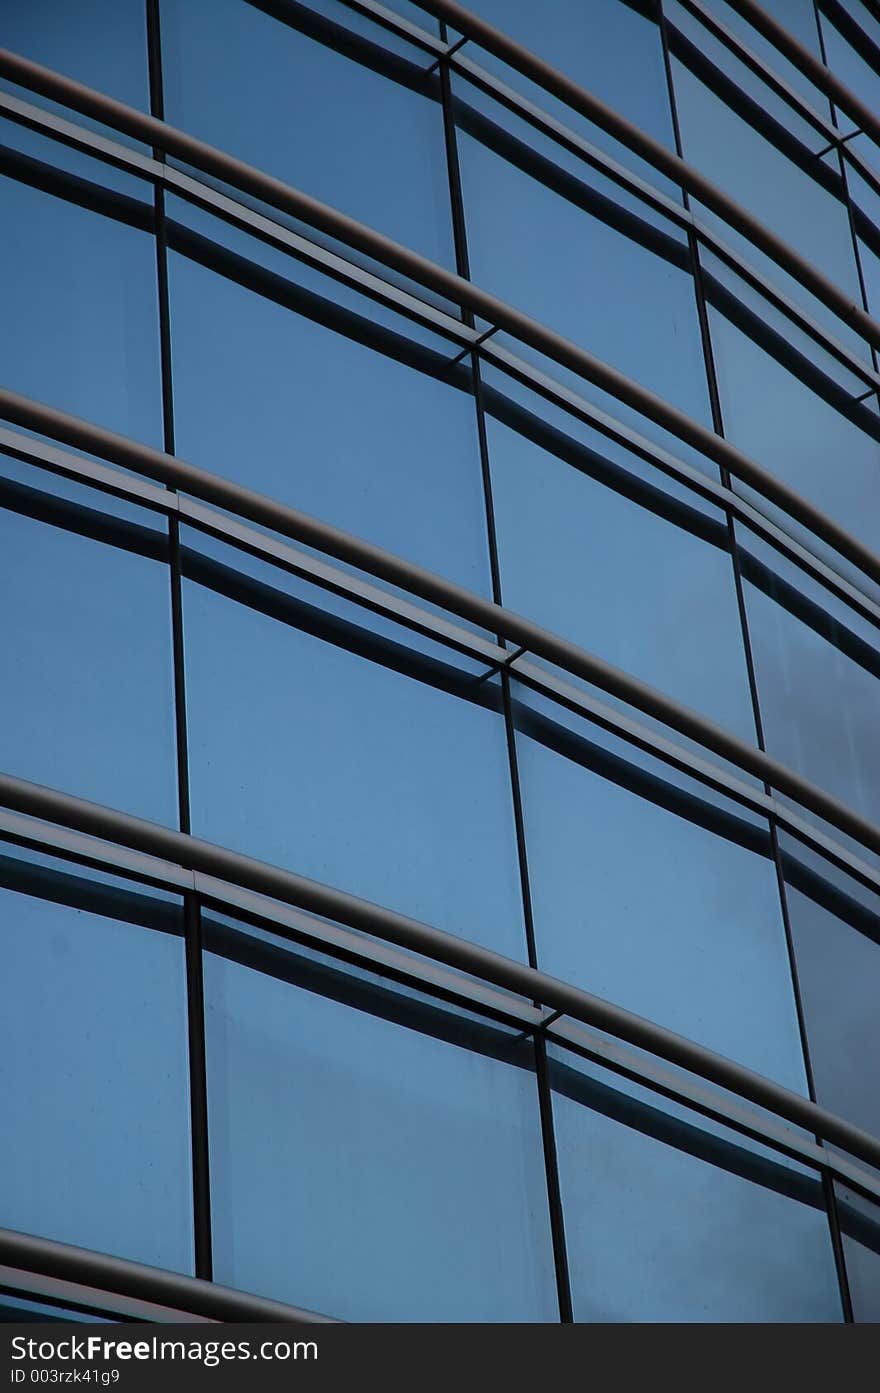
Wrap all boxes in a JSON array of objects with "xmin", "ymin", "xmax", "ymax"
[{"xmin": 0, "ymin": 0, "xmax": 879, "ymax": 1323}]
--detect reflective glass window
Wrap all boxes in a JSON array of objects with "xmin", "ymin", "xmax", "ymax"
[
  {"xmin": 167, "ymin": 203, "xmax": 492, "ymax": 595},
  {"xmin": 550, "ymin": 1050, "xmax": 842, "ymax": 1321},
  {"xmin": 740, "ymin": 531, "xmax": 880, "ymax": 830},
  {"xmin": 183, "ymin": 535, "xmax": 526, "ymax": 957},
  {"xmin": 670, "ymin": 48, "xmax": 864, "ymax": 342},
  {"xmin": 204, "ymin": 933, "xmax": 557, "ymax": 1320},
  {"xmin": 514, "ymin": 695, "xmax": 808, "ymax": 1089},
  {"xmin": 450, "ymin": 0, "xmax": 679, "ymax": 192},
  {"xmin": 704, "ymin": 254, "xmax": 880, "ymax": 565},
  {"xmin": 0, "ymin": 0, "xmax": 150, "ymax": 110},
  {"xmin": 454, "ymin": 79, "xmax": 710, "ymax": 422},
  {"xmin": 0, "ymin": 167, "xmax": 162, "ymax": 445},
  {"xmin": 0, "ymin": 467, "xmax": 178, "ymax": 824},
  {"xmin": 482, "ymin": 379, "xmax": 757, "ymax": 741},
  {"xmin": 160, "ymin": 0, "xmax": 454, "ymax": 266},
  {"xmin": 837, "ymin": 1184, "xmax": 880, "ymax": 1323},
  {"xmin": 780, "ymin": 833, "xmax": 880, "ymax": 1142},
  {"xmin": 0, "ymin": 852, "xmax": 192, "ymax": 1272}
]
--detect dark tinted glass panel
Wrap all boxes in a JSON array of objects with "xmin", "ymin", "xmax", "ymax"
[
  {"xmin": 514, "ymin": 696, "xmax": 807, "ymax": 1088},
  {"xmin": 704, "ymin": 256, "xmax": 880, "ymax": 564},
  {"xmin": 0, "ymin": 856, "xmax": 192, "ymax": 1272},
  {"xmin": 483, "ymin": 402, "xmax": 756, "ymax": 741},
  {"xmin": 183, "ymin": 538, "xmax": 526, "ymax": 957},
  {"xmin": 454, "ymin": 80, "xmax": 710, "ymax": 422},
  {"xmin": 0, "ymin": 171, "xmax": 162, "ymax": 445},
  {"xmin": 167, "ymin": 210, "xmax": 492, "ymax": 594},
  {"xmin": 204, "ymin": 940, "xmax": 556, "ymax": 1320},
  {"xmin": 0, "ymin": 0, "xmax": 150, "ymax": 109},
  {"xmin": 550, "ymin": 1051, "xmax": 841, "ymax": 1321},
  {"xmin": 0, "ymin": 470, "xmax": 177, "ymax": 824},
  {"xmin": 780, "ymin": 834, "xmax": 880, "ymax": 1141},
  {"xmin": 160, "ymin": 0, "xmax": 454, "ymax": 266},
  {"xmin": 837, "ymin": 1184, "xmax": 880, "ymax": 1323},
  {"xmin": 740, "ymin": 529, "xmax": 880, "ymax": 829}
]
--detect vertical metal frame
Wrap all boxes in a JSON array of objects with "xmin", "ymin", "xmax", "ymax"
[{"xmin": 144, "ymin": 0, "xmax": 213, "ymax": 1286}]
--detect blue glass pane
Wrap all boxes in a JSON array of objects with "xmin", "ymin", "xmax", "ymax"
[
  {"xmin": 0, "ymin": 0, "xmax": 150, "ymax": 110},
  {"xmin": 183, "ymin": 537, "xmax": 526, "ymax": 957},
  {"xmin": 740, "ymin": 531, "xmax": 880, "ymax": 830},
  {"xmin": 167, "ymin": 209, "xmax": 492, "ymax": 595},
  {"xmin": 551, "ymin": 1052, "xmax": 841, "ymax": 1321},
  {"xmin": 160, "ymin": 0, "xmax": 454, "ymax": 266},
  {"xmin": 670, "ymin": 51, "xmax": 864, "ymax": 344},
  {"xmin": 837, "ymin": 1185, "xmax": 880, "ymax": 1323},
  {"xmin": 780, "ymin": 833, "xmax": 880, "ymax": 1141},
  {"xmin": 704, "ymin": 256, "xmax": 880, "ymax": 565},
  {"xmin": 450, "ymin": 0, "xmax": 679, "ymax": 193},
  {"xmin": 205, "ymin": 941, "xmax": 557, "ymax": 1320},
  {"xmin": 454, "ymin": 79, "xmax": 710, "ymax": 422},
  {"xmin": 0, "ymin": 171, "xmax": 162, "ymax": 445},
  {"xmin": 0, "ymin": 471, "xmax": 177, "ymax": 824},
  {"xmin": 514, "ymin": 699, "xmax": 808, "ymax": 1089},
  {"xmin": 0, "ymin": 856, "xmax": 192, "ymax": 1272},
  {"xmin": 484, "ymin": 406, "xmax": 757, "ymax": 741}
]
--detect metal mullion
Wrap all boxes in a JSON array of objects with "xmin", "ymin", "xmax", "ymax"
[
  {"xmin": 438, "ymin": 29, "xmax": 574, "ymax": 1322},
  {"xmin": 145, "ymin": 0, "xmax": 212, "ymax": 1286},
  {"xmin": 667, "ymin": 0, "xmax": 855, "ymax": 1317}
]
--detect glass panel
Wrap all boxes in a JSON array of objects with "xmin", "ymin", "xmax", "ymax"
[
  {"xmin": 704, "ymin": 252, "xmax": 880, "ymax": 567},
  {"xmin": 0, "ymin": 851, "xmax": 192, "ymax": 1272},
  {"xmin": 514, "ymin": 693, "xmax": 808, "ymax": 1089},
  {"xmin": 780, "ymin": 833, "xmax": 880, "ymax": 1142},
  {"xmin": 550, "ymin": 1049, "xmax": 842, "ymax": 1321},
  {"xmin": 450, "ymin": 0, "xmax": 680, "ymax": 193},
  {"xmin": 0, "ymin": 168, "xmax": 162, "ymax": 445},
  {"xmin": 837, "ymin": 1184, "xmax": 880, "ymax": 1323},
  {"xmin": 183, "ymin": 533, "xmax": 526, "ymax": 957},
  {"xmin": 167, "ymin": 200, "xmax": 492, "ymax": 595},
  {"xmin": 204, "ymin": 935, "xmax": 557, "ymax": 1320},
  {"xmin": 740, "ymin": 529, "xmax": 880, "ymax": 831},
  {"xmin": 483, "ymin": 387, "xmax": 757, "ymax": 741},
  {"xmin": 0, "ymin": 466, "xmax": 178, "ymax": 824},
  {"xmin": 670, "ymin": 47, "xmax": 864, "ymax": 344},
  {"xmin": 454, "ymin": 77, "xmax": 710, "ymax": 423},
  {"xmin": 160, "ymin": 0, "xmax": 455, "ymax": 266},
  {"xmin": 0, "ymin": 0, "xmax": 150, "ymax": 110}
]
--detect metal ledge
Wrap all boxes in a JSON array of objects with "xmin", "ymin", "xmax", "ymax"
[
  {"xmin": 2, "ymin": 386, "xmax": 880, "ymax": 871},
  {"xmin": 0, "ymin": 768, "xmax": 879, "ymax": 1177},
  {"xmin": 0, "ymin": 1228, "xmax": 337, "ymax": 1324},
  {"xmin": 1, "ymin": 46, "xmax": 880, "ymax": 592}
]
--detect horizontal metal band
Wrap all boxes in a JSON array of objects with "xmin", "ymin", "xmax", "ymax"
[
  {"xmin": 2, "ymin": 385, "xmax": 879, "ymax": 871},
  {"xmin": 399, "ymin": 0, "xmax": 880, "ymax": 345},
  {"xmin": 0, "ymin": 767, "xmax": 879, "ymax": 1178},
  {"xmin": 1, "ymin": 47, "xmax": 879, "ymax": 593},
  {"xmin": 2, "ymin": 86, "xmax": 878, "ymax": 633},
  {"xmin": 2, "ymin": 800, "xmax": 878, "ymax": 1212},
  {"xmin": 0, "ymin": 1228, "xmax": 337, "ymax": 1323},
  {"xmin": 3, "ymin": 423, "xmax": 880, "ymax": 908},
  {"xmin": 725, "ymin": 0, "xmax": 880, "ymax": 151}
]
